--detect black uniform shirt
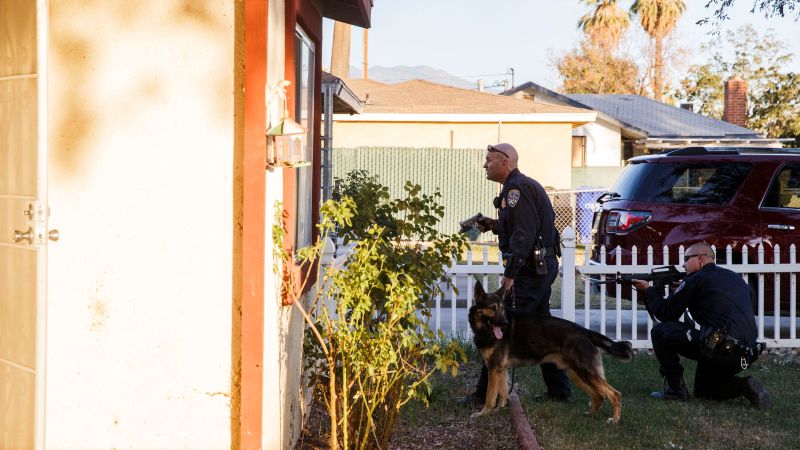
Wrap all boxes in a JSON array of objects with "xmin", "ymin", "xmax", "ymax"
[
  {"xmin": 496, "ymin": 169, "xmax": 558, "ymax": 279},
  {"xmin": 644, "ymin": 264, "xmax": 757, "ymax": 345}
]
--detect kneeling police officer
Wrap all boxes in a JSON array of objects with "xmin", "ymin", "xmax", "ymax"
[{"xmin": 632, "ymin": 242, "xmax": 771, "ymax": 409}]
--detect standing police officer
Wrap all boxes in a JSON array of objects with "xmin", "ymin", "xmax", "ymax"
[
  {"xmin": 466, "ymin": 142, "xmax": 571, "ymax": 404},
  {"xmin": 632, "ymin": 242, "xmax": 771, "ymax": 409}
]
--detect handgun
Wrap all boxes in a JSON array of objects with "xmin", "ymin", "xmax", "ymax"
[{"xmin": 459, "ymin": 213, "xmax": 484, "ymax": 234}]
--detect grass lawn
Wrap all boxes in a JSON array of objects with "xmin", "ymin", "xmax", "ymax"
[
  {"xmin": 393, "ymin": 344, "xmax": 800, "ymax": 450},
  {"xmin": 515, "ymin": 352, "xmax": 800, "ymax": 450}
]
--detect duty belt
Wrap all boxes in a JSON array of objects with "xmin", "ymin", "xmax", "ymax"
[
  {"xmin": 540, "ymin": 245, "xmax": 558, "ymax": 257},
  {"xmin": 501, "ymin": 246, "xmax": 558, "ymax": 266},
  {"xmin": 716, "ymin": 336, "xmax": 765, "ymax": 369}
]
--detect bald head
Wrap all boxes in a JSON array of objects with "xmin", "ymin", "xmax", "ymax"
[
  {"xmin": 686, "ymin": 242, "xmax": 715, "ymax": 262},
  {"xmin": 488, "ymin": 143, "xmax": 519, "ymax": 169}
]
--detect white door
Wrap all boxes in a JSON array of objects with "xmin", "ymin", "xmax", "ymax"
[{"xmin": 0, "ymin": 1, "xmax": 49, "ymax": 448}]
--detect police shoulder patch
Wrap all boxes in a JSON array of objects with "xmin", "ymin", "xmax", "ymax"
[{"xmin": 507, "ymin": 189, "xmax": 521, "ymax": 207}]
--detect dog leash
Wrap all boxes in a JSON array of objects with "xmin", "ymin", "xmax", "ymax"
[{"xmin": 505, "ymin": 285, "xmax": 517, "ymax": 395}]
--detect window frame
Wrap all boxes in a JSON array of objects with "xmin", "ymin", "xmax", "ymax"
[
  {"xmin": 293, "ymin": 25, "xmax": 315, "ymax": 250},
  {"xmin": 761, "ymin": 163, "xmax": 800, "ymax": 211}
]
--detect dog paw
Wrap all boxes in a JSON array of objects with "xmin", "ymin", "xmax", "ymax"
[
  {"xmin": 470, "ymin": 407, "xmax": 494, "ymax": 418},
  {"xmin": 606, "ymin": 417, "xmax": 620, "ymax": 425}
]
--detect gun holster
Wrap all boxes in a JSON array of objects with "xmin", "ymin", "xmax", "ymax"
[{"xmin": 529, "ymin": 247, "xmax": 547, "ymax": 276}]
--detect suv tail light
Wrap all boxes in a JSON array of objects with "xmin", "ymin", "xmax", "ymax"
[{"xmin": 605, "ymin": 210, "xmax": 651, "ymax": 234}]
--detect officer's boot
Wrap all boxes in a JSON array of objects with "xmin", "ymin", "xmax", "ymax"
[
  {"xmin": 741, "ymin": 376, "xmax": 772, "ymax": 410},
  {"xmin": 650, "ymin": 376, "xmax": 690, "ymax": 400}
]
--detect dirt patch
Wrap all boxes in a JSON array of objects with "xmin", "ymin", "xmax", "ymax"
[{"xmin": 295, "ymin": 360, "xmax": 520, "ymax": 450}]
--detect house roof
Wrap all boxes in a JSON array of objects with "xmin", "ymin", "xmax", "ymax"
[
  {"xmin": 502, "ymin": 81, "xmax": 765, "ymax": 140},
  {"xmin": 320, "ymin": 0, "xmax": 372, "ymax": 28},
  {"xmin": 342, "ymin": 79, "xmax": 592, "ymax": 116},
  {"xmin": 322, "ymin": 72, "xmax": 363, "ymax": 115},
  {"xmin": 566, "ymin": 94, "xmax": 762, "ymax": 139},
  {"xmin": 503, "ymin": 82, "xmax": 647, "ymax": 138}
]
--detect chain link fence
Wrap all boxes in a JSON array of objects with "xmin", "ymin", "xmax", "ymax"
[{"xmin": 548, "ymin": 189, "xmax": 606, "ymax": 244}]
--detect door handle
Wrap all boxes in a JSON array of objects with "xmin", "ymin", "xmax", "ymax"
[
  {"xmin": 14, "ymin": 227, "xmax": 33, "ymax": 244},
  {"xmin": 768, "ymin": 224, "xmax": 796, "ymax": 231},
  {"xmin": 23, "ymin": 203, "xmax": 35, "ymax": 219}
]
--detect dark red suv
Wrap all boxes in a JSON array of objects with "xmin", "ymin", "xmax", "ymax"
[{"xmin": 590, "ymin": 147, "xmax": 800, "ymax": 312}]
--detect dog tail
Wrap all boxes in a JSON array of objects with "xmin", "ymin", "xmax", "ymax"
[
  {"xmin": 608, "ymin": 340, "xmax": 634, "ymax": 361},
  {"xmin": 587, "ymin": 331, "xmax": 634, "ymax": 361}
]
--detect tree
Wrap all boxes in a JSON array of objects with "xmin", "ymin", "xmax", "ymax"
[
  {"xmin": 674, "ymin": 25, "xmax": 800, "ymax": 145},
  {"xmin": 700, "ymin": 0, "xmax": 800, "ymax": 27},
  {"xmin": 555, "ymin": 41, "xmax": 642, "ymax": 94},
  {"xmin": 578, "ymin": 0, "xmax": 632, "ymax": 54},
  {"xmin": 631, "ymin": 0, "xmax": 686, "ymax": 102}
]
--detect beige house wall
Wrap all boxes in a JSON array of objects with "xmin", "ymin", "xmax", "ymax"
[
  {"xmin": 46, "ymin": 2, "xmax": 237, "ymax": 448},
  {"xmin": 332, "ymin": 121, "xmax": 574, "ymax": 190}
]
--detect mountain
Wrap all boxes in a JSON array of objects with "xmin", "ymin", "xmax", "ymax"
[{"xmin": 347, "ymin": 65, "xmax": 475, "ymax": 90}]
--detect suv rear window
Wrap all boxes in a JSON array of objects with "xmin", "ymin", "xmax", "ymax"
[{"xmin": 610, "ymin": 162, "xmax": 752, "ymax": 205}]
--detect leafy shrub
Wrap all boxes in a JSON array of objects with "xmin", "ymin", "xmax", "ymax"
[{"xmin": 279, "ymin": 171, "xmax": 467, "ymax": 449}]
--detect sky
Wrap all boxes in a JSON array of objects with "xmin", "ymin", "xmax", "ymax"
[{"xmin": 322, "ymin": 0, "xmax": 800, "ymax": 92}]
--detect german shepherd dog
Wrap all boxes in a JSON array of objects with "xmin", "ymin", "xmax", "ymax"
[{"xmin": 468, "ymin": 281, "xmax": 633, "ymax": 423}]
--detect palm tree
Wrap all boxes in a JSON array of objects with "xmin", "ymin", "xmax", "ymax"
[
  {"xmin": 631, "ymin": 0, "xmax": 686, "ymax": 101},
  {"xmin": 578, "ymin": 0, "xmax": 631, "ymax": 55}
]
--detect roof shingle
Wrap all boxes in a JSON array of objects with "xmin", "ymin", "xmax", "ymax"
[
  {"xmin": 343, "ymin": 79, "xmax": 591, "ymax": 115},
  {"xmin": 566, "ymin": 94, "xmax": 761, "ymax": 138}
]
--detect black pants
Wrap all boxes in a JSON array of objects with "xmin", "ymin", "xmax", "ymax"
[
  {"xmin": 475, "ymin": 256, "xmax": 571, "ymax": 399},
  {"xmin": 651, "ymin": 321, "xmax": 750, "ymax": 400}
]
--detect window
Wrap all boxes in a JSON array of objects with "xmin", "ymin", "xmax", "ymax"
[
  {"xmin": 622, "ymin": 141, "xmax": 634, "ymax": 161},
  {"xmin": 294, "ymin": 26, "xmax": 315, "ymax": 249},
  {"xmin": 610, "ymin": 162, "xmax": 752, "ymax": 205},
  {"xmin": 763, "ymin": 164, "xmax": 800, "ymax": 209},
  {"xmin": 571, "ymin": 136, "xmax": 586, "ymax": 167}
]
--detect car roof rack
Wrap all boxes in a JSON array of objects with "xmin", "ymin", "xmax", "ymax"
[
  {"xmin": 662, "ymin": 146, "xmax": 800, "ymax": 156},
  {"xmin": 663, "ymin": 147, "xmax": 739, "ymax": 156}
]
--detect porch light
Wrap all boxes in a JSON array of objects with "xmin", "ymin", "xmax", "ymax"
[{"xmin": 266, "ymin": 80, "xmax": 308, "ymax": 169}]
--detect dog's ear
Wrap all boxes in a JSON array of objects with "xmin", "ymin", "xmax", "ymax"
[{"xmin": 474, "ymin": 280, "xmax": 486, "ymax": 302}]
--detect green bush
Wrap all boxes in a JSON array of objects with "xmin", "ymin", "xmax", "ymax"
[{"xmin": 279, "ymin": 171, "xmax": 468, "ymax": 450}]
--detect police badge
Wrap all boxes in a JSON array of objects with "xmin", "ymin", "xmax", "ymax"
[{"xmin": 507, "ymin": 189, "xmax": 520, "ymax": 207}]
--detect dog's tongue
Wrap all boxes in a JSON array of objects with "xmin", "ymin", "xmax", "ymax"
[{"xmin": 492, "ymin": 326, "xmax": 503, "ymax": 340}]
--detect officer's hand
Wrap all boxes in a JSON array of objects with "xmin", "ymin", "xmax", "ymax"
[
  {"xmin": 476, "ymin": 217, "xmax": 498, "ymax": 233},
  {"xmin": 631, "ymin": 279, "xmax": 650, "ymax": 292},
  {"xmin": 501, "ymin": 276, "xmax": 514, "ymax": 291}
]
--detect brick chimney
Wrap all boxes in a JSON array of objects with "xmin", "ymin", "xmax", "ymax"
[{"xmin": 722, "ymin": 76, "xmax": 748, "ymax": 127}]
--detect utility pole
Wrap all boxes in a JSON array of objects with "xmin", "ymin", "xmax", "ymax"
[
  {"xmin": 363, "ymin": 28, "xmax": 369, "ymax": 80},
  {"xmin": 507, "ymin": 67, "xmax": 515, "ymax": 89}
]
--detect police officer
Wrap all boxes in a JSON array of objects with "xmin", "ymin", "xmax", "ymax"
[
  {"xmin": 632, "ymin": 242, "xmax": 771, "ymax": 409},
  {"xmin": 466, "ymin": 142, "xmax": 571, "ymax": 404}
]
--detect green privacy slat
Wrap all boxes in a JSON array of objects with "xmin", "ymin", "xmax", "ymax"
[{"xmin": 332, "ymin": 147, "xmax": 497, "ymax": 236}]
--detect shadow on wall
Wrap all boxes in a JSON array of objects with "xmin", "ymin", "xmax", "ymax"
[{"xmin": 49, "ymin": 0, "xmax": 231, "ymax": 175}]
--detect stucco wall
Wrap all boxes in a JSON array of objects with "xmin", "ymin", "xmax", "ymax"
[
  {"xmin": 331, "ymin": 121, "xmax": 574, "ymax": 190},
  {"xmin": 46, "ymin": 2, "xmax": 235, "ymax": 448},
  {"xmin": 573, "ymin": 118, "xmax": 623, "ymax": 167}
]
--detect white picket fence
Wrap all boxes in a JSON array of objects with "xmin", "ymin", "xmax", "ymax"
[
  {"xmin": 439, "ymin": 226, "xmax": 799, "ymax": 349},
  {"xmin": 321, "ymin": 227, "xmax": 800, "ymax": 349}
]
